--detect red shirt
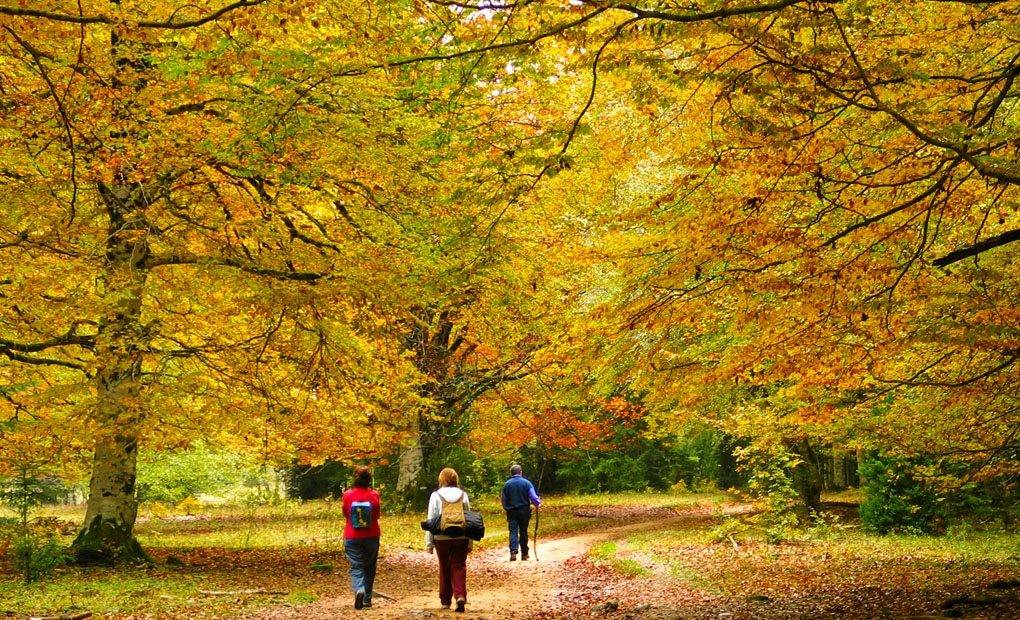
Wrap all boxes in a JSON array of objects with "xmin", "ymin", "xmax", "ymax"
[{"xmin": 342, "ymin": 487, "xmax": 381, "ymax": 539}]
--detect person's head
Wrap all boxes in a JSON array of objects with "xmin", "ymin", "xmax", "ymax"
[
  {"xmin": 510, "ymin": 463, "xmax": 523, "ymax": 476},
  {"xmin": 438, "ymin": 467, "xmax": 459, "ymax": 488},
  {"xmin": 353, "ymin": 466, "xmax": 372, "ymax": 488}
]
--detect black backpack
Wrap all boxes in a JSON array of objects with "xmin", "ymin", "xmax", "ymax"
[{"xmin": 420, "ymin": 494, "xmax": 486, "ymax": 541}]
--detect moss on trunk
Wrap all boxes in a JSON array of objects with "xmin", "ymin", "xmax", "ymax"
[{"xmin": 71, "ymin": 514, "xmax": 150, "ymax": 565}]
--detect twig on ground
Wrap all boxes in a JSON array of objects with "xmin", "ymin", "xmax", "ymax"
[
  {"xmin": 28, "ymin": 613, "xmax": 92, "ymax": 620},
  {"xmin": 372, "ymin": 590, "xmax": 397, "ymax": 601},
  {"xmin": 727, "ymin": 534, "xmax": 740, "ymax": 552}
]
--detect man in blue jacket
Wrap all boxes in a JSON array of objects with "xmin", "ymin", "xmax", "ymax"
[{"xmin": 501, "ymin": 463, "xmax": 541, "ymax": 561}]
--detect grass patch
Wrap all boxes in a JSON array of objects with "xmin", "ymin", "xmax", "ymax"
[
  {"xmin": 286, "ymin": 590, "xmax": 317, "ymax": 605},
  {"xmin": 590, "ymin": 541, "xmax": 650, "ymax": 577}
]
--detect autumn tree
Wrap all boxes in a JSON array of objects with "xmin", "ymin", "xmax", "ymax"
[
  {"xmin": 0, "ymin": 0, "xmax": 492, "ymax": 562},
  {"xmin": 408, "ymin": 0, "xmax": 1017, "ymax": 498}
]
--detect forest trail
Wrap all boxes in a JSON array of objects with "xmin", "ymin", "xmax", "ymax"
[{"xmin": 251, "ymin": 503, "xmax": 751, "ymax": 620}]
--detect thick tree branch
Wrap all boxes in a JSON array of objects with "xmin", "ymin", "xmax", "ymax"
[
  {"xmin": 0, "ymin": 349, "xmax": 86, "ymax": 371},
  {"xmin": 613, "ymin": 0, "xmax": 809, "ymax": 23},
  {"xmin": 0, "ymin": 0, "xmax": 266, "ymax": 29},
  {"xmin": 0, "ymin": 327, "xmax": 95, "ymax": 353},
  {"xmin": 932, "ymin": 227, "xmax": 1020, "ymax": 267}
]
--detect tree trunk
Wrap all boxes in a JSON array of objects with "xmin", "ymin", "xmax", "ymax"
[
  {"xmin": 791, "ymin": 440, "xmax": 824, "ymax": 512},
  {"xmin": 831, "ymin": 451, "xmax": 843, "ymax": 489},
  {"xmin": 396, "ymin": 434, "xmax": 426, "ymax": 508},
  {"xmin": 70, "ymin": 3, "xmax": 154, "ymax": 565},
  {"xmin": 71, "ymin": 180, "xmax": 151, "ymax": 563},
  {"xmin": 72, "ymin": 434, "xmax": 148, "ymax": 564}
]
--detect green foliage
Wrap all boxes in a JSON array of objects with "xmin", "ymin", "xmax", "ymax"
[
  {"xmin": 556, "ymin": 452, "xmax": 651, "ymax": 493},
  {"xmin": 547, "ymin": 427, "xmax": 733, "ymax": 494},
  {"xmin": 136, "ymin": 444, "xmax": 261, "ymax": 504},
  {"xmin": 859, "ymin": 455, "xmax": 945, "ymax": 535},
  {"xmin": 236, "ymin": 484, "xmax": 288, "ymax": 508},
  {"xmin": 426, "ymin": 445, "xmax": 507, "ymax": 497},
  {"xmin": 673, "ymin": 429, "xmax": 746, "ymax": 491}
]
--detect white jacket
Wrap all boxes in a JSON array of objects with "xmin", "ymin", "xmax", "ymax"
[{"xmin": 425, "ymin": 486, "xmax": 470, "ymax": 546}]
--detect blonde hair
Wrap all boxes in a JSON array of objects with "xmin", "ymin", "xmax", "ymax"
[{"xmin": 438, "ymin": 467, "xmax": 459, "ymax": 488}]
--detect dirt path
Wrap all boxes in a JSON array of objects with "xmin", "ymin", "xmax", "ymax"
[{"xmin": 251, "ymin": 505, "xmax": 749, "ymax": 620}]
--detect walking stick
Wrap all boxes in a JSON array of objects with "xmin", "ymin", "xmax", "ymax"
[{"xmin": 532, "ymin": 504, "xmax": 540, "ymax": 562}]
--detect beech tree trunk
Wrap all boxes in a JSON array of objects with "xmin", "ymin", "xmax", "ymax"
[
  {"xmin": 72, "ymin": 9, "xmax": 153, "ymax": 560},
  {"xmin": 72, "ymin": 434, "xmax": 147, "ymax": 564},
  {"xmin": 71, "ymin": 180, "xmax": 151, "ymax": 563},
  {"xmin": 71, "ymin": 175, "xmax": 152, "ymax": 564},
  {"xmin": 396, "ymin": 435, "xmax": 426, "ymax": 508},
  {"xmin": 71, "ymin": 186, "xmax": 151, "ymax": 561}
]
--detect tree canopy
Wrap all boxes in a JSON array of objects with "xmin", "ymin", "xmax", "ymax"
[{"xmin": 0, "ymin": 0, "xmax": 1016, "ymax": 560}]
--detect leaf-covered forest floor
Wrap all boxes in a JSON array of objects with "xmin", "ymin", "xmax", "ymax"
[{"xmin": 2, "ymin": 493, "xmax": 1017, "ymax": 619}]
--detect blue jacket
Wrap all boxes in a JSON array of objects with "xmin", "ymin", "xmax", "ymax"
[{"xmin": 501, "ymin": 474, "xmax": 541, "ymax": 511}]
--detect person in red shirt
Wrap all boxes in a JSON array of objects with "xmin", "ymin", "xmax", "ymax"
[{"xmin": 342, "ymin": 466, "xmax": 381, "ymax": 610}]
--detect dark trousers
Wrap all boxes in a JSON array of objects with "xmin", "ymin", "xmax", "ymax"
[
  {"xmin": 506, "ymin": 507, "xmax": 531, "ymax": 555},
  {"xmin": 434, "ymin": 538, "xmax": 468, "ymax": 605},
  {"xmin": 344, "ymin": 537, "xmax": 379, "ymax": 601}
]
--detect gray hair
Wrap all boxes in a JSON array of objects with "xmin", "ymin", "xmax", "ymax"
[{"xmin": 510, "ymin": 463, "xmax": 523, "ymax": 476}]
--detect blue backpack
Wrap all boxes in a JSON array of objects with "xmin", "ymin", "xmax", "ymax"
[{"xmin": 350, "ymin": 501, "xmax": 373, "ymax": 529}]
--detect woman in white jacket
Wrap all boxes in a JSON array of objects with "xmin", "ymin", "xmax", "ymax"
[{"xmin": 425, "ymin": 467, "xmax": 472, "ymax": 612}]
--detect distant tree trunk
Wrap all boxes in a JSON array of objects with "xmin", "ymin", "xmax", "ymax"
[
  {"xmin": 844, "ymin": 453, "xmax": 860, "ymax": 488},
  {"xmin": 790, "ymin": 440, "xmax": 824, "ymax": 512},
  {"xmin": 716, "ymin": 435, "xmax": 743, "ymax": 489},
  {"xmin": 824, "ymin": 451, "xmax": 837, "ymax": 490},
  {"xmin": 832, "ymin": 451, "xmax": 847, "ymax": 489},
  {"xmin": 396, "ymin": 431, "xmax": 427, "ymax": 508}
]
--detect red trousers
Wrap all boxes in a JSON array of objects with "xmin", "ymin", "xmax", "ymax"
[{"xmin": 433, "ymin": 538, "xmax": 469, "ymax": 605}]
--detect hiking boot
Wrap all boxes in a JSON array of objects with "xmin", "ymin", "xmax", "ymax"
[
  {"xmin": 510, "ymin": 551, "xmax": 517, "ymax": 561},
  {"xmin": 354, "ymin": 591, "xmax": 365, "ymax": 610},
  {"xmin": 521, "ymin": 553, "xmax": 530, "ymax": 561},
  {"xmin": 364, "ymin": 600, "xmax": 372, "ymax": 609},
  {"xmin": 441, "ymin": 603, "xmax": 451, "ymax": 610},
  {"xmin": 456, "ymin": 598, "xmax": 466, "ymax": 613}
]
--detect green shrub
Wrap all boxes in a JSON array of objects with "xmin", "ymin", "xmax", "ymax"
[
  {"xmin": 859, "ymin": 455, "xmax": 945, "ymax": 535},
  {"xmin": 804, "ymin": 510, "xmax": 850, "ymax": 540}
]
